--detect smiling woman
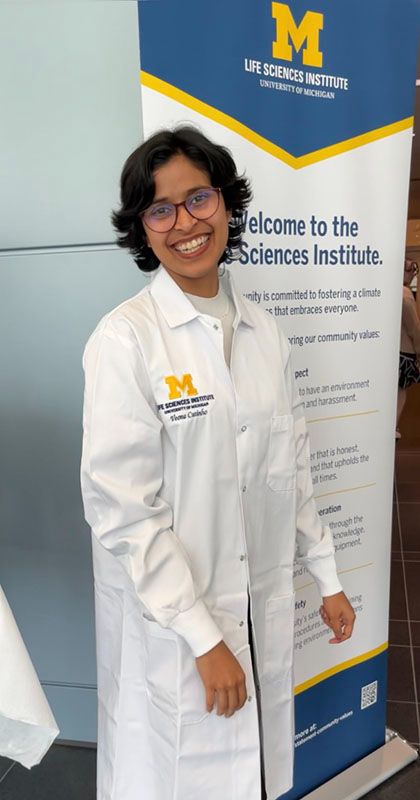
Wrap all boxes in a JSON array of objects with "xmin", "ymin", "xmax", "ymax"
[
  {"xmin": 112, "ymin": 126, "xmax": 251, "ymax": 281},
  {"xmin": 81, "ymin": 126, "xmax": 354, "ymax": 800},
  {"xmin": 139, "ymin": 154, "xmax": 231, "ymax": 295}
]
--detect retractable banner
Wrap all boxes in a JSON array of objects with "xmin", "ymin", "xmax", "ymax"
[{"xmin": 138, "ymin": 2, "xmax": 419, "ymax": 797}]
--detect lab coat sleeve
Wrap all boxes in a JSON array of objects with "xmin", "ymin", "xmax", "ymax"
[
  {"xmin": 81, "ymin": 316, "xmax": 223, "ymax": 657},
  {"xmin": 277, "ymin": 327, "xmax": 343, "ymax": 598}
]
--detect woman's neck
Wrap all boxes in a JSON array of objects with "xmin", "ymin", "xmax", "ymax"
[{"xmin": 164, "ymin": 266, "xmax": 220, "ymax": 298}]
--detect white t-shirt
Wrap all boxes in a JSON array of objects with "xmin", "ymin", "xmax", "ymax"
[{"xmin": 185, "ymin": 284, "xmax": 236, "ymax": 365}]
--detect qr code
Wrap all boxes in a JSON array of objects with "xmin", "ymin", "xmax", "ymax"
[{"xmin": 361, "ymin": 681, "xmax": 378, "ymax": 709}]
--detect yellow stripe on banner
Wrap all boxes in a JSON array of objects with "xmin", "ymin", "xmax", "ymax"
[
  {"xmin": 140, "ymin": 71, "xmax": 413, "ymax": 170},
  {"xmin": 295, "ymin": 561, "xmax": 374, "ymax": 592},
  {"xmin": 307, "ymin": 409, "xmax": 379, "ymax": 425},
  {"xmin": 314, "ymin": 482, "xmax": 376, "ymax": 500},
  {"xmin": 294, "ymin": 642, "xmax": 388, "ymax": 695}
]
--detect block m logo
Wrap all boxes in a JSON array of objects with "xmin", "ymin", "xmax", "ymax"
[
  {"xmin": 164, "ymin": 374, "xmax": 198, "ymax": 400},
  {"xmin": 272, "ymin": 3, "xmax": 323, "ymax": 68}
]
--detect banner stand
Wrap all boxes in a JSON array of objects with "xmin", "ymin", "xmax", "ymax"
[
  {"xmin": 302, "ymin": 732, "xmax": 418, "ymax": 800},
  {"xmin": 138, "ymin": 2, "xmax": 420, "ymax": 798}
]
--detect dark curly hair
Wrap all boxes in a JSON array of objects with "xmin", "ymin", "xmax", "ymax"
[{"xmin": 112, "ymin": 126, "xmax": 252, "ymax": 272}]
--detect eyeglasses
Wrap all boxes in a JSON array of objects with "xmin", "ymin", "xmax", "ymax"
[{"xmin": 141, "ymin": 187, "xmax": 221, "ymax": 233}]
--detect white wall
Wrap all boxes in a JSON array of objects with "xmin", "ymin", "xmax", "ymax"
[
  {"xmin": 0, "ymin": 1, "xmax": 142, "ymax": 248},
  {"xmin": 0, "ymin": 1, "xmax": 146, "ymax": 742}
]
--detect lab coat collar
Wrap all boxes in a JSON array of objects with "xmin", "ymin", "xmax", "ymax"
[
  {"xmin": 149, "ymin": 266, "xmax": 255, "ymax": 329},
  {"xmin": 150, "ymin": 267, "xmax": 199, "ymax": 328}
]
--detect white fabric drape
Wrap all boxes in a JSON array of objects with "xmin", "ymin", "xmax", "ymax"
[{"xmin": 0, "ymin": 585, "xmax": 59, "ymax": 768}]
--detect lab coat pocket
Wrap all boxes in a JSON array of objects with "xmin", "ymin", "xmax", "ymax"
[
  {"xmin": 178, "ymin": 641, "xmax": 210, "ymax": 727},
  {"xmin": 142, "ymin": 616, "xmax": 179, "ymax": 719},
  {"xmin": 267, "ymin": 415, "xmax": 296, "ymax": 491},
  {"xmin": 262, "ymin": 593, "xmax": 295, "ymax": 685}
]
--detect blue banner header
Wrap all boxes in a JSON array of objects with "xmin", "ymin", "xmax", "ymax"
[{"xmin": 139, "ymin": 0, "xmax": 419, "ymax": 161}]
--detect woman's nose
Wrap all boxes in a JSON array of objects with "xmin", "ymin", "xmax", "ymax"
[{"xmin": 174, "ymin": 203, "xmax": 196, "ymax": 231}]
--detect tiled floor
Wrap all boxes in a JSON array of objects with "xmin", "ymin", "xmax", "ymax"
[
  {"xmin": 0, "ymin": 746, "xmax": 96, "ymax": 799},
  {"xmin": 388, "ymin": 385, "xmax": 420, "ymax": 748},
  {"xmin": 0, "ymin": 744, "xmax": 419, "ymax": 800},
  {"xmin": 1, "ymin": 390, "xmax": 420, "ymax": 799}
]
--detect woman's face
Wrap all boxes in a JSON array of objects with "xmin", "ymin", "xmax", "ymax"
[{"xmin": 143, "ymin": 153, "xmax": 230, "ymax": 291}]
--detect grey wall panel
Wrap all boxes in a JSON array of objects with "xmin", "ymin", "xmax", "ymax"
[
  {"xmin": 1, "ymin": 546, "xmax": 97, "ymax": 687},
  {"xmin": 0, "ymin": 1, "xmax": 141, "ymax": 249},
  {"xmin": 0, "ymin": 248, "xmax": 148, "ymax": 739},
  {"xmin": 43, "ymin": 685, "xmax": 97, "ymax": 744}
]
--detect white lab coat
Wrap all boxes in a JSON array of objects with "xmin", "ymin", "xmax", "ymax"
[{"xmin": 81, "ymin": 267, "xmax": 342, "ymax": 800}]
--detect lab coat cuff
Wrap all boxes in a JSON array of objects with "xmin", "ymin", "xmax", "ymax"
[
  {"xmin": 170, "ymin": 600, "xmax": 223, "ymax": 657},
  {"xmin": 307, "ymin": 555, "xmax": 343, "ymax": 598}
]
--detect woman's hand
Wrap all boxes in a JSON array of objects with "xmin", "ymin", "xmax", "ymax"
[
  {"xmin": 196, "ymin": 641, "xmax": 247, "ymax": 717},
  {"xmin": 319, "ymin": 591, "xmax": 356, "ymax": 643}
]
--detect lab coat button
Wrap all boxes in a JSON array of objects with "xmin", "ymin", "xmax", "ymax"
[
  {"xmin": 213, "ymin": 324, "xmax": 219, "ymax": 331},
  {"xmin": 242, "ymin": 485, "xmax": 247, "ymax": 493},
  {"xmin": 241, "ymin": 425, "xmax": 247, "ymax": 433},
  {"xmin": 239, "ymin": 554, "xmax": 246, "ymax": 562},
  {"xmin": 239, "ymin": 620, "xmax": 244, "ymax": 627},
  {"xmin": 248, "ymin": 696, "xmax": 253, "ymax": 702}
]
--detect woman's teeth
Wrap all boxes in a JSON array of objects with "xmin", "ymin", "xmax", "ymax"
[{"xmin": 174, "ymin": 234, "xmax": 209, "ymax": 253}]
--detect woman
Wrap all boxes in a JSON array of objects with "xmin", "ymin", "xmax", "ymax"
[
  {"xmin": 81, "ymin": 127, "xmax": 355, "ymax": 800},
  {"xmin": 396, "ymin": 257, "xmax": 420, "ymax": 438}
]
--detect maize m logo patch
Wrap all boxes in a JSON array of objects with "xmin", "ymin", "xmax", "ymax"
[
  {"xmin": 272, "ymin": 2, "xmax": 323, "ymax": 68},
  {"xmin": 164, "ymin": 374, "xmax": 198, "ymax": 400}
]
